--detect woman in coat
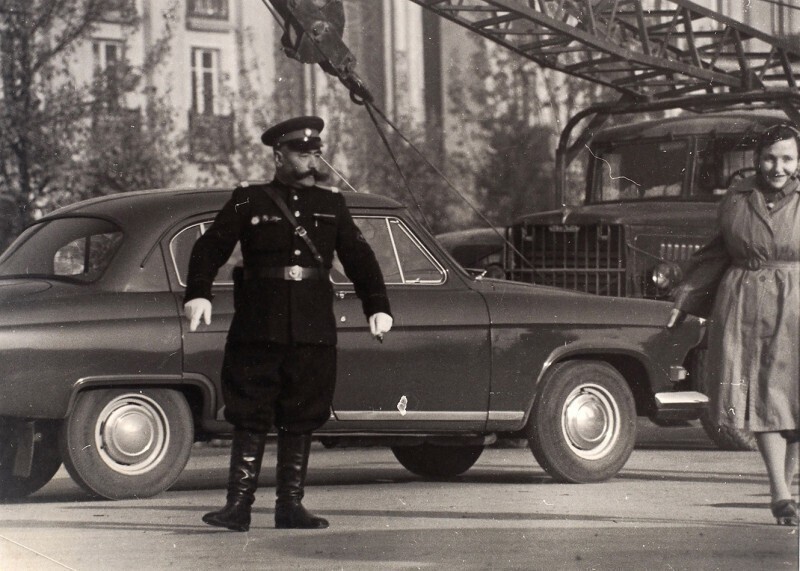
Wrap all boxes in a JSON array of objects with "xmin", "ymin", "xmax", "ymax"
[{"xmin": 668, "ymin": 123, "xmax": 800, "ymax": 526}]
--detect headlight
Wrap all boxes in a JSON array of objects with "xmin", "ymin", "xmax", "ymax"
[{"xmin": 651, "ymin": 262, "xmax": 683, "ymax": 290}]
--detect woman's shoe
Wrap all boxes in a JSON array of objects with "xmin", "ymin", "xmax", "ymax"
[{"xmin": 770, "ymin": 499, "xmax": 799, "ymax": 526}]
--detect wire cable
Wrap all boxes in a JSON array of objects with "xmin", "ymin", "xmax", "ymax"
[
  {"xmin": 363, "ymin": 102, "xmax": 432, "ymax": 230},
  {"xmin": 259, "ymin": 0, "xmax": 533, "ymax": 269}
]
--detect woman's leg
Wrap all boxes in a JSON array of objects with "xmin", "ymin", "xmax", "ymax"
[
  {"xmin": 755, "ymin": 431, "xmax": 792, "ymax": 502},
  {"xmin": 785, "ymin": 440, "xmax": 799, "ymax": 498}
]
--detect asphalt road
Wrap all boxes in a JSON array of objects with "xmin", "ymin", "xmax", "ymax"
[{"xmin": 1, "ymin": 420, "xmax": 798, "ymax": 570}]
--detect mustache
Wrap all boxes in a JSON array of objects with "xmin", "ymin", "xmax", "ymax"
[{"xmin": 294, "ymin": 168, "xmax": 330, "ymax": 182}]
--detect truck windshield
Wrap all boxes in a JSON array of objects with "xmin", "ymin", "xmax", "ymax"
[
  {"xmin": 592, "ymin": 139, "xmax": 688, "ymax": 201},
  {"xmin": 591, "ymin": 136, "xmax": 755, "ymax": 203},
  {"xmin": 0, "ymin": 217, "xmax": 123, "ymax": 283}
]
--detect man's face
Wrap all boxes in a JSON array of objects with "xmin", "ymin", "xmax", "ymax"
[{"xmin": 275, "ymin": 147, "xmax": 322, "ymax": 188}]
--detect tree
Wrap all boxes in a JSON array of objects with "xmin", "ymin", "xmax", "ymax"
[
  {"xmin": 0, "ymin": 0, "xmax": 180, "ymax": 249},
  {"xmin": 450, "ymin": 38, "xmax": 616, "ymax": 225}
]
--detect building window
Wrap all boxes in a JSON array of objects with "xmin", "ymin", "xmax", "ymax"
[
  {"xmin": 191, "ymin": 48, "xmax": 220, "ymax": 115},
  {"xmin": 92, "ymin": 39, "xmax": 125, "ymax": 107},
  {"xmin": 189, "ymin": 47, "xmax": 233, "ymax": 161},
  {"xmin": 187, "ymin": 0, "xmax": 228, "ymax": 20}
]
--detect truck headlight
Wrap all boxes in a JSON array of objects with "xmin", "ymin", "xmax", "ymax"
[{"xmin": 651, "ymin": 262, "xmax": 683, "ymax": 290}]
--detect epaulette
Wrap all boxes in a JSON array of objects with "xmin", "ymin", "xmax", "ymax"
[{"xmin": 315, "ymin": 184, "xmax": 340, "ymax": 193}]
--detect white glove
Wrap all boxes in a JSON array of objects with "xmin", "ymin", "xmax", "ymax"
[
  {"xmin": 184, "ymin": 298, "xmax": 212, "ymax": 332},
  {"xmin": 369, "ymin": 312, "xmax": 393, "ymax": 340}
]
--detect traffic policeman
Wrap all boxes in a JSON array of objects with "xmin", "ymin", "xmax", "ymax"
[{"xmin": 184, "ymin": 116, "xmax": 393, "ymax": 531}]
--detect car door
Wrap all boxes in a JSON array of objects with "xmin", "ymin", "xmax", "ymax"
[
  {"xmin": 168, "ymin": 217, "xmax": 239, "ymax": 422},
  {"xmin": 326, "ymin": 215, "xmax": 492, "ymax": 432}
]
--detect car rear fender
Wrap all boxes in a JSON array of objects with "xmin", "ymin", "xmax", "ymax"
[{"xmin": 63, "ymin": 374, "xmax": 221, "ymax": 437}]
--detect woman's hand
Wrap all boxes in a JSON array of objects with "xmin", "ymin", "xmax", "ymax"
[{"xmin": 666, "ymin": 308, "xmax": 686, "ymax": 328}]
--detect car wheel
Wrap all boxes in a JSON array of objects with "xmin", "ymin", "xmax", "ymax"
[
  {"xmin": 59, "ymin": 388, "xmax": 194, "ymax": 500},
  {"xmin": 690, "ymin": 349, "xmax": 756, "ymax": 451},
  {"xmin": 0, "ymin": 421, "xmax": 62, "ymax": 501},
  {"xmin": 527, "ymin": 360, "xmax": 636, "ymax": 483},
  {"xmin": 391, "ymin": 444, "xmax": 484, "ymax": 478}
]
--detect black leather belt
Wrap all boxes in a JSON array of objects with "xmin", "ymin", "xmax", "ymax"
[{"xmin": 243, "ymin": 265, "xmax": 328, "ymax": 281}]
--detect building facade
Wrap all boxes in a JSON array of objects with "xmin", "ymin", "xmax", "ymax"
[{"xmin": 66, "ymin": 0, "xmax": 799, "ymax": 185}]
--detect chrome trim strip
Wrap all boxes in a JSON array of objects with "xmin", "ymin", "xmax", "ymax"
[
  {"xmin": 333, "ymin": 411, "xmax": 487, "ymax": 421},
  {"xmin": 487, "ymin": 411, "xmax": 526, "ymax": 421}
]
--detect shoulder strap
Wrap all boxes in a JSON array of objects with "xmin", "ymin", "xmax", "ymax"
[{"xmin": 262, "ymin": 186, "xmax": 324, "ymax": 267}]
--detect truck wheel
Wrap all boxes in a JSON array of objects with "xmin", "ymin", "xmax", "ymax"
[
  {"xmin": 528, "ymin": 361, "xmax": 636, "ymax": 483},
  {"xmin": 59, "ymin": 388, "xmax": 194, "ymax": 500},
  {"xmin": 391, "ymin": 444, "xmax": 483, "ymax": 478},
  {"xmin": 0, "ymin": 421, "xmax": 62, "ymax": 500}
]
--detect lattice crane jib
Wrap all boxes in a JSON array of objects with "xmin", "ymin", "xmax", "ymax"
[{"xmin": 409, "ymin": 0, "xmax": 799, "ymax": 101}]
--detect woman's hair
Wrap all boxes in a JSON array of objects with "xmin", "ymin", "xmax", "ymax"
[{"xmin": 755, "ymin": 123, "xmax": 800, "ymax": 157}]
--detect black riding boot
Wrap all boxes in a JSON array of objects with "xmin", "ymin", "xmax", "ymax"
[
  {"xmin": 275, "ymin": 431, "xmax": 329, "ymax": 529},
  {"xmin": 203, "ymin": 429, "xmax": 267, "ymax": 532}
]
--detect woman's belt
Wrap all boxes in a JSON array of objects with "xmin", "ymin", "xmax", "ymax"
[
  {"xmin": 243, "ymin": 265, "xmax": 329, "ymax": 281},
  {"xmin": 732, "ymin": 259, "xmax": 800, "ymax": 271}
]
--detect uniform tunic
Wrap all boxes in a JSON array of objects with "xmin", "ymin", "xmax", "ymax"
[
  {"xmin": 673, "ymin": 176, "xmax": 799, "ymax": 432},
  {"xmin": 184, "ymin": 180, "xmax": 391, "ymax": 432}
]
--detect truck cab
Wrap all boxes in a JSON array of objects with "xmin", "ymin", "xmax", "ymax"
[{"xmin": 506, "ymin": 111, "xmax": 786, "ymax": 299}]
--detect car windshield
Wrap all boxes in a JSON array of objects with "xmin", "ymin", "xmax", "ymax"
[
  {"xmin": 591, "ymin": 136, "xmax": 755, "ymax": 202},
  {"xmin": 0, "ymin": 217, "xmax": 123, "ymax": 283}
]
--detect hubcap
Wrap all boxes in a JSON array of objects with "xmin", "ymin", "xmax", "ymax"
[
  {"xmin": 95, "ymin": 394, "xmax": 170, "ymax": 475},
  {"xmin": 562, "ymin": 384, "xmax": 620, "ymax": 460}
]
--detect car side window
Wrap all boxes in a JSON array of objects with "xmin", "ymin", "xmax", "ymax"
[
  {"xmin": 330, "ymin": 217, "xmax": 445, "ymax": 285},
  {"xmin": 170, "ymin": 216, "xmax": 443, "ymax": 287},
  {"xmin": 170, "ymin": 222, "xmax": 242, "ymax": 286},
  {"xmin": 53, "ymin": 232, "xmax": 123, "ymax": 280}
]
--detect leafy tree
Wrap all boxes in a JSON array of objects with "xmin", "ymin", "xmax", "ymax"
[
  {"xmin": 450, "ymin": 38, "xmax": 616, "ymax": 226},
  {"xmin": 0, "ymin": 0, "xmax": 180, "ymax": 249}
]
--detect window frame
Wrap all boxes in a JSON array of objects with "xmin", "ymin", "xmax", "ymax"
[
  {"xmin": 169, "ymin": 215, "xmax": 447, "ymax": 289},
  {"xmin": 187, "ymin": 0, "xmax": 229, "ymax": 20},
  {"xmin": 330, "ymin": 215, "xmax": 447, "ymax": 286},
  {"xmin": 190, "ymin": 47, "xmax": 221, "ymax": 116}
]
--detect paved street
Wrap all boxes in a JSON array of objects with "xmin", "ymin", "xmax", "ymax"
[{"xmin": 1, "ymin": 421, "xmax": 797, "ymax": 570}]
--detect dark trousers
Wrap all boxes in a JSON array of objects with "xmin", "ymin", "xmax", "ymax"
[{"xmin": 221, "ymin": 342, "xmax": 337, "ymax": 434}]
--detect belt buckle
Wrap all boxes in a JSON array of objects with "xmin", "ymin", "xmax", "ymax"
[{"xmin": 288, "ymin": 265, "xmax": 303, "ymax": 281}]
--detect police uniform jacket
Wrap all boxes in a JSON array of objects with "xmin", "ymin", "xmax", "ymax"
[{"xmin": 184, "ymin": 179, "xmax": 391, "ymax": 346}]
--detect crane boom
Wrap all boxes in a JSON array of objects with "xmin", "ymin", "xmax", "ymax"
[{"xmin": 408, "ymin": 0, "xmax": 798, "ymax": 100}]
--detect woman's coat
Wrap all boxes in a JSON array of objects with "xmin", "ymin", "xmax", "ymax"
[{"xmin": 673, "ymin": 176, "xmax": 799, "ymax": 432}]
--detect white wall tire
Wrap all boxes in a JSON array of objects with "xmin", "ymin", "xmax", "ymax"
[
  {"xmin": 59, "ymin": 388, "xmax": 193, "ymax": 499},
  {"xmin": 528, "ymin": 361, "xmax": 636, "ymax": 483}
]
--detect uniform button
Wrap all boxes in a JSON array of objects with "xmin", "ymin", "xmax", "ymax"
[
  {"xmin": 294, "ymin": 210, "xmax": 300, "ymax": 217},
  {"xmin": 292, "ymin": 195, "xmax": 298, "ymax": 201},
  {"xmin": 294, "ymin": 249, "xmax": 301, "ymax": 255}
]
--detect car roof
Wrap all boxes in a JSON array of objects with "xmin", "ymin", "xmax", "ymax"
[
  {"xmin": 592, "ymin": 111, "xmax": 789, "ymax": 143},
  {"xmin": 43, "ymin": 187, "xmax": 404, "ymax": 228}
]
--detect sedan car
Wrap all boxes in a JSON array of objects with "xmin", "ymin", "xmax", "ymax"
[{"xmin": 0, "ymin": 187, "xmax": 706, "ymax": 500}]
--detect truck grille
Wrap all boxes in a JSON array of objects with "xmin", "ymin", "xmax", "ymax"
[{"xmin": 509, "ymin": 223, "xmax": 626, "ymax": 296}]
